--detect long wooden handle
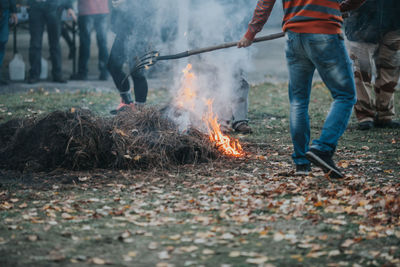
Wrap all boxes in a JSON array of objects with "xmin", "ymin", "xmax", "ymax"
[{"xmin": 157, "ymin": 32, "xmax": 285, "ymax": 61}]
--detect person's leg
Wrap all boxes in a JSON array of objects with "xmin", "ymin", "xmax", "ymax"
[
  {"xmin": 76, "ymin": 15, "xmax": 93, "ymax": 79},
  {"xmin": 305, "ymin": 34, "xmax": 356, "ymax": 154},
  {"xmin": 28, "ymin": 6, "xmax": 45, "ymax": 81},
  {"xmin": 0, "ymin": 10, "xmax": 9, "ymax": 82},
  {"xmin": 45, "ymin": 8, "xmax": 63, "ymax": 81},
  {"xmin": 61, "ymin": 23, "xmax": 74, "ymax": 59},
  {"xmin": 231, "ymin": 70, "xmax": 251, "ymax": 133},
  {"xmin": 374, "ymin": 30, "xmax": 400, "ymax": 126},
  {"xmin": 127, "ymin": 40, "xmax": 148, "ymax": 105},
  {"xmin": 131, "ymin": 70, "xmax": 148, "ymax": 105},
  {"xmin": 347, "ymin": 41, "xmax": 377, "ymax": 128},
  {"xmin": 94, "ymin": 14, "xmax": 109, "ymax": 80},
  {"xmin": 107, "ymin": 33, "xmax": 134, "ymax": 108},
  {"xmin": 285, "ymin": 31, "xmax": 316, "ymax": 166}
]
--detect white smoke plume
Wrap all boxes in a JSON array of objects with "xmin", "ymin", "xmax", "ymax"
[{"xmin": 124, "ymin": 0, "xmax": 259, "ymax": 131}]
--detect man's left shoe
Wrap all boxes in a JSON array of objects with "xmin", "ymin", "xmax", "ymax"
[
  {"xmin": 99, "ymin": 72, "xmax": 109, "ymax": 81},
  {"xmin": 357, "ymin": 121, "xmax": 374, "ymax": 131},
  {"xmin": 374, "ymin": 119, "xmax": 400, "ymax": 129},
  {"xmin": 306, "ymin": 148, "xmax": 344, "ymax": 178},
  {"xmin": 0, "ymin": 79, "xmax": 9, "ymax": 86},
  {"xmin": 53, "ymin": 77, "xmax": 68, "ymax": 83},
  {"xmin": 233, "ymin": 122, "xmax": 253, "ymax": 134},
  {"xmin": 295, "ymin": 164, "xmax": 311, "ymax": 176}
]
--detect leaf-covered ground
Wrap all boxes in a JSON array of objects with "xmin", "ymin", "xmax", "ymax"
[{"xmin": 0, "ymin": 83, "xmax": 399, "ymax": 266}]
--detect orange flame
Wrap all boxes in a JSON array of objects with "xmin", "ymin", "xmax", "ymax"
[
  {"xmin": 203, "ymin": 100, "xmax": 244, "ymax": 157},
  {"xmin": 175, "ymin": 64, "xmax": 197, "ymax": 110},
  {"xmin": 175, "ymin": 64, "xmax": 244, "ymax": 157}
]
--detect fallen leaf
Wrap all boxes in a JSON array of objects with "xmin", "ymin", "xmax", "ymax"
[
  {"xmin": 148, "ymin": 242, "xmax": 158, "ymax": 250},
  {"xmin": 202, "ymin": 249, "xmax": 215, "ymax": 255},
  {"xmin": 328, "ymin": 250, "xmax": 341, "ymax": 257},
  {"xmin": 127, "ymin": 251, "xmax": 137, "ymax": 257},
  {"xmin": 158, "ymin": 251, "xmax": 170, "ymax": 260},
  {"xmin": 27, "ymin": 235, "xmax": 38, "ymax": 242},
  {"xmin": 229, "ymin": 251, "xmax": 241, "ymax": 257},
  {"xmin": 18, "ymin": 203, "xmax": 28, "ymax": 209},
  {"xmin": 246, "ymin": 256, "xmax": 269, "ymax": 264},
  {"xmin": 341, "ymin": 239, "xmax": 355, "ymax": 248},
  {"xmin": 91, "ymin": 257, "xmax": 106, "ymax": 265},
  {"xmin": 273, "ymin": 232, "xmax": 284, "ymax": 242},
  {"xmin": 61, "ymin": 213, "xmax": 74, "ymax": 220},
  {"xmin": 180, "ymin": 246, "xmax": 198, "ymax": 253}
]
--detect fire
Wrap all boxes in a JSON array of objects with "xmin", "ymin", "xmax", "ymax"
[
  {"xmin": 175, "ymin": 64, "xmax": 197, "ymax": 110},
  {"xmin": 203, "ymin": 100, "xmax": 244, "ymax": 157},
  {"xmin": 174, "ymin": 64, "xmax": 244, "ymax": 157}
]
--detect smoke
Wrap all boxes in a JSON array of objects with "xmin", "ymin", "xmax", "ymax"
[{"xmin": 122, "ymin": 0, "xmax": 259, "ymax": 132}]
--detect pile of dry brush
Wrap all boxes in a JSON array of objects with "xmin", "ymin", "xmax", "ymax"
[{"xmin": 0, "ymin": 108, "xmax": 218, "ymax": 172}]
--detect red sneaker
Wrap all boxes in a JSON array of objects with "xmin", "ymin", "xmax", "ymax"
[{"xmin": 110, "ymin": 102, "xmax": 136, "ymax": 115}]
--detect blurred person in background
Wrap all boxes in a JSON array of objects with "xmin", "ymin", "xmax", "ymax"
[
  {"xmin": 27, "ymin": 0, "xmax": 76, "ymax": 84},
  {"xmin": 0, "ymin": 0, "xmax": 18, "ymax": 85},
  {"xmin": 108, "ymin": 0, "xmax": 155, "ymax": 113},
  {"xmin": 222, "ymin": 0, "xmax": 256, "ymax": 134},
  {"xmin": 344, "ymin": 0, "xmax": 400, "ymax": 130},
  {"xmin": 71, "ymin": 0, "xmax": 109, "ymax": 81}
]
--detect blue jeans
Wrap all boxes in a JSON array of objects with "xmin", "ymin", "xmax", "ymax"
[
  {"xmin": 0, "ymin": 10, "xmax": 10, "ymax": 72},
  {"xmin": 78, "ymin": 14, "xmax": 109, "ymax": 76},
  {"xmin": 285, "ymin": 31, "xmax": 357, "ymax": 165}
]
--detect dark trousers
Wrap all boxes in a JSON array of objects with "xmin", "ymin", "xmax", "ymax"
[
  {"xmin": 107, "ymin": 33, "xmax": 148, "ymax": 103},
  {"xmin": 0, "ymin": 10, "xmax": 9, "ymax": 72},
  {"xmin": 28, "ymin": 4, "xmax": 62, "ymax": 79},
  {"xmin": 78, "ymin": 14, "xmax": 109, "ymax": 76}
]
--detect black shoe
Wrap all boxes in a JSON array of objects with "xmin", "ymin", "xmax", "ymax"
[
  {"xmin": 70, "ymin": 73, "xmax": 88, "ymax": 81},
  {"xmin": 28, "ymin": 77, "xmax": 39, "ymax": 84},
  {"xmin": 305, "ymin": 148, "xmax": 344, "ymax": 178},
  {"xmin": 0, "ymin": 79, "xmax": 9, "ymax": 85},
  {"xmin": 358, "ymin": 121, "xmax": 373, "ymax": 131},
  {"xmin": 295, "ymin": 164, "xmax": 311, "ymax": 176},
  {"xmin": 53, "ymin": 77, "xmax": 68, "ymax": 83},
  {"xmin": 99, "ymin": 72, "xmax": 108, "ymax": 81},
  {"xmin": 374, "ymin": 119, "xmax": 400, "ymax": 129}
]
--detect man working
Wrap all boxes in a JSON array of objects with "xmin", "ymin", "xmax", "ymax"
[
  {"xmin": 344, "ymin": 0, "xmax": 400, "ymax": 130},
  {"xmin": 238, "ymin": 0, "xmax": 364, "ymax": 178}
]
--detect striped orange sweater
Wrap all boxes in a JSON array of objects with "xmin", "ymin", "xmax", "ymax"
[{"xmin": 245, "ymin": 0, "xmax": 364, "ymax": 40}]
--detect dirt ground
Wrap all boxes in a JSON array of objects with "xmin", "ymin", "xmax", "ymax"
[{"xmin": 0, "ymin": 83, "xmax": 399, "ymax": 266}]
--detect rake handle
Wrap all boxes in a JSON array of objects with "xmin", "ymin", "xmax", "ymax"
[{"xmin": 157, "ymin": 32, "xmax": 285, "ymax": 61}]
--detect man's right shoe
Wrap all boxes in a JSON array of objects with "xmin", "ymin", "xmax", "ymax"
[
  {"xmin": 99, "ymin": 72, "xmax": 109, "ymax": 81},
  {"xmin": 70, "ymin": 73, "xmax": 88, "ymax": 81},
  {"xmin": 305, "ymin": 148, "xmax": 344, "ymax": 178},
  {"xmin": 27, "ymin": 77, "xmax": 39, "ymax": 84},
  {"xmin": 358, "ymin": 121, "xmax": 374, "ymax": 131},
  {"xmin": 0, "ymin": 79, "xmax": 9, "ymax": 85},
  {"xmin": 233, "ymin": 122, "xmax": 253, "ymax": 134},
  {"xmin": 110, "ymin": 102, "xmax": 136, "ymax": 115},
  {"xmin": 374, "ymin": 119, "xmax": 400, "ymax": 129}
]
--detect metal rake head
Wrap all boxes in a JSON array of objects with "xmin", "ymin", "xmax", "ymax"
[{"xmin": 132, "ymin": 50, "xmax": 160, "ymax": 73}]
